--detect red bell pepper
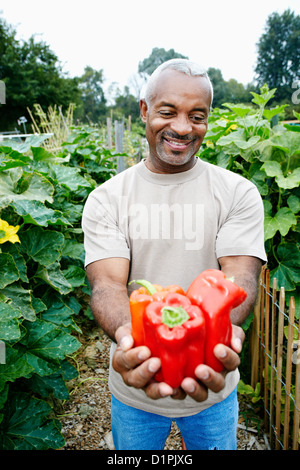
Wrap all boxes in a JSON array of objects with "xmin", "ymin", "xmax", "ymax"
[
  {"xmin": 143, "ymin": 292, "xmax": 205, "ymax": 388},
  {"xmin": 129, "ymin": 280, "xmax": 185, "ymax": 346},
  {"xmin": 186, "ymin": 269, "xmax": 247, "ymax": 372}
]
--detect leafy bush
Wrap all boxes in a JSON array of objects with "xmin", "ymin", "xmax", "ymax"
[
  {"xmin": 198, "ymin": 85, "xmax": 300, "ymax": 316},
  {"xmin": 0, "ymin": 127, "xmax": 116, "ymax": 449}
]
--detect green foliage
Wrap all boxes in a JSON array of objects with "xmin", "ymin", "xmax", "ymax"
[
  {"xmin": 198, "ymin": 84, "xmax": 300, "ymax": 316},
  {"xmin": 255, "ymin": 9, "xmax": 300, "ymax": 103},
  {"xmin": 0, "ymin": 16, "xmax": 81, "ymax": 131},
  {"xmin": 0, "ymin": 126, "xmax": 116, "ymax": 449}
]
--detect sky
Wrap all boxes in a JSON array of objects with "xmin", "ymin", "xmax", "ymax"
[{"xmin": 1, "ymin": 0, "xmax": 300, "ymax": 97}]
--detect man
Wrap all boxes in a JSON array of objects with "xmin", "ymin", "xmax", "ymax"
[{"xmin": 82, "ymin": 59, "xmax": 267, "ymax": 450}]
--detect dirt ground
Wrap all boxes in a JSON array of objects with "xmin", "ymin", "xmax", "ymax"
[{"xmin": 58, "ymin": 321, "xmax": 270, "ymax": 451}]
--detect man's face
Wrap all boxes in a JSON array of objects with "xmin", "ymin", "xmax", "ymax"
[{"xmin": 140, "ymin": 69, "xmax": 211, "ymax": 173}]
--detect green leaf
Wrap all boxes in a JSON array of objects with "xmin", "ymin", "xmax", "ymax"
[
  {"xmin": 263, "ymin": 105, "xmax": 288, "ymax": 120},
  {"xmin": 1, "ymin": 283, "xmax": 36, "ymax": 322},
  {"xmin": 53, "ymin": 165, "xmax": 90, "ymax": 191},
  {"xmin": 27, "ymin": 360, "xmax": 78, "ymax": 400},
  {"xmin": 222, "ymin": 103, "xmax": 252, "ymax": 118},
  {"xmin": 0, "ymin": 345, "xmax": 34, "ymax": 393},
  {"xmin": 11, "ymin": 199, "xmax": 71, "ymax": 227},
  {"xmin": 0, "ymin": 168, "xmax": 54, "ymax": 208},
  {"xmin": 41, "ymin": 297, "xmax": 81, "ymax": 332},
  {"xmin": 262, "ymin": 161, "xmax": 300, "ymax": 189},
  {"xmin": 275, "ymin": 168, "xmax": 300, "ymax": 190},
  {"xmin": 0, "ymin": 302, "xmax": 21, "ymax": 341},
  {"xmin": 264, "ymin": 207, "xmax": 297, "ymax": 240},
  {"xmin": 62, "ymin": 238, "xmax": 85, "ymax": 260},
  {"xmin": 270, "ymin": 244, "xmax": 300, "ymax": 291},
  {"xmin": 287, "ymin": 195, "xmax": 300, "ymax": 214},
  {"xmin": 0, "ymin": 253, "xmax": 19, "ymax": 289},
  {"xmin": 35, "ymin": 262, "xmax": 72, "ymax": 295},
  {"xmin": 0, "ymin": 392, "xmax": 65, "ymax": 450},
  {"xmin": 270, "ymin": 131, "xmax": 300, "ymax": 156},
  {"xmin": 19, "ymin": 318, "xmax": 81, "ymax": 377},
  {"xmin": 1, "ymin": 244, "xmax": 28, "ymax": 282},
  {"xmin": 251, "ymin": 85, "xmax": 276, "ymax": 108},
  {"xmin": 20, "ymin": 226, "xmax": 64, "ymax": 266},
  {"xmin": 218, "ymin": 129, "xmax": 260, "ymax": 150},
  {"xmin": 62, "ymin": 265, "xmax": 87, "ymax": 287}
]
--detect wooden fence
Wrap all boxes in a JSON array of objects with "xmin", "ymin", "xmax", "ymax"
[{"xmin": 250, "ymin": 267, "xmax": 300, "ymax": 450}]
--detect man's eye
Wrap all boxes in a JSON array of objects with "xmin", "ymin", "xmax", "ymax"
[
  {"xmin": 191, "ymin": 115, "xmax": 205, "ymax": 122},
  {"xmin": 159, "ymin": 111, "xmax": 173, "ymax": 117}
]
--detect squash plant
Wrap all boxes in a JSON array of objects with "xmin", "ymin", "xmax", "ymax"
[
  {"xmin": 0, "ymin": 126, "xmax": 116, "ymax": 449},
  {"xmin": 198, "ymin": 85, "xmax": 300, "ymax": 316}
]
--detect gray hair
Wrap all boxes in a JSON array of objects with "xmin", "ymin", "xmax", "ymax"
[{"xmin": 140, "ymin": 58, "xmax": 214, "ymax": 107}]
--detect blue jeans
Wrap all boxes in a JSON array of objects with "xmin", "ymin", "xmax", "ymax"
[{"xmin": 111, "ymin": 388, "xmax": 238, "ymax": 450}]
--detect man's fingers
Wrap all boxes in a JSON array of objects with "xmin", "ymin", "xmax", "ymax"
[
  {"xmin": 231, "ymin": 324, "xmax": 245, "ymax": 353},
  {"xmin": 214, "ymin": 344, "xmax": 241, "ymax": 371}
]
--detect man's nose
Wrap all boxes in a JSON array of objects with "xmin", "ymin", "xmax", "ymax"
[{"xmin": 169, "ymin": 114, "xmax": 193, "ymax": 136}]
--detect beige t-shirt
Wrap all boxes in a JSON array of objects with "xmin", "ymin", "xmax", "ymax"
[{"xmin": 82, "ymin": 158, "xmax": 267, "ymax": 417}]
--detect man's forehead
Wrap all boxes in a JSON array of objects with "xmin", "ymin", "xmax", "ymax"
[{"xmin": 151, "ymin": 69, "xmax": 212, "ymax": 106}]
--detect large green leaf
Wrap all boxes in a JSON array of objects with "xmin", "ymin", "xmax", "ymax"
[
  {"xmin": 62, "ymin": 265, "xmax": 87, "ymax": 287},
  {"xmin": 1, "ymin": 284, "xmax": 36, "ymax": 322},
  {"xmin": 270, "ymin": 244, "xmax": 300, "ymax": 291},
  {"xmin": 270, "ymin": 130, "xmax": 300, "ymax": 156},
  {"xmin": 0, "ymin": 253, "xmax": 19, "ymax": 289},
  {"xmin": 35, "ymin": 262, "xmax": 73, "ymax": 295},
  {"xmin": 27, "ymin": 360, "xmax": 78, "ymax": 400},
  {"xmin": 62, "ymin": 238, "xmax": 85, "ymax": 261},
  {"xmin": 20, "ymin": 226, "xmax": 64, "ymax": 266},
  {"xmin": 218, "ymin": 129, "xmax": 261, "ymax": 150},
  {"xmin": 0, "ymin": 345, "xmax": 34, "ymax": 393},
  {"xmin": 18, "ymin": 318, "xmax": 81, "ymax": 377},
  {"xmin": 11, "ymin": 199, "xmax": 71, "ymax": 227},
  {"xmin": 0, "ymin": 168, "xmax": 54, "ymax": 208},
  {"xmin": 1, "ymin": 244, "xmax": 28, "ymax": 282},
  {"xmin": 264, "ymin": 207, "xmax": 297, "ymax": 240},
  {"xmin": 53, "ymin": 165, "xmax": 90, "ymax": 191},
  {"xmin": 0, "ymin": 302, "xmax": 21, "ymax": 341},
  {"xmin": 41, "ymin": 296, "xmax": 81, "ymax": 332},
  {"xmin": 262, "ymin": 161, "xmax": 300, "ymax": 189},
  {"xmin": 0, "ymin": 392, "xmax": 65, "ymax": 450}
]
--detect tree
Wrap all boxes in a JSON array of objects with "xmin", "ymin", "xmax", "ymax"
[
  {"xmin": 207, "ymin": 68, "xmax": 255, "ymax": 108},
  {"xmin": 0, "ymin": 16, "xmax": 81, "ymax": 131},
  {"xmin": 76, "ymin": 66, "xmax": 107, "ymax": 124},
  {"xmin": 138, "ymin": 47, "xmax": 188, "ymax": 76},
  {"xmin": 255, "ymin": 9, "xmax": 300, "ymax": 102}
]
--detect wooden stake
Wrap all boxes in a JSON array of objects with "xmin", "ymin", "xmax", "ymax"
[
  {"xmin": 275, "ymin": 287, "xmax": 285, "ymax": 450},
  {"xmin": 283, "ymin": 297, "xmax": 295, "ymax": 449}
]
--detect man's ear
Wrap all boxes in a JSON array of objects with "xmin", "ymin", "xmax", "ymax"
[{"xmin": 140, "ymin": 99, "xmax": 147, "ymax": 123}]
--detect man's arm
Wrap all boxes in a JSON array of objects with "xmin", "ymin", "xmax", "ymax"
[
  {"xmin": 86, "ymin": 257, "xmax": 131, "ymax": 341},
  {"xmin": 218, "ymin": 255, "xmax": 263, "ymax": 325}
]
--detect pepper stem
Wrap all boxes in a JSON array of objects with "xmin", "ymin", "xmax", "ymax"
[
  {"xmin": 129, "ymin": 279, "xmax": 157, "ymax": 295},
  {"xmin": 161, "ymin": 306, "xmax": 190, "ymax": 328}
]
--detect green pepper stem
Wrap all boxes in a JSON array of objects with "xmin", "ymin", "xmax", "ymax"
[
  {"xmin": 161, "ymin": 306, "xmax": 190, "ymax": 328},
  {"xmin": 128, "ymin": 279, "xmax": 157, "ymax": 295}
]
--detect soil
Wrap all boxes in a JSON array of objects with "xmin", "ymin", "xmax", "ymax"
[{"xmin": 58, "ymin": 321, "xmax": 270, "ymax": 451}]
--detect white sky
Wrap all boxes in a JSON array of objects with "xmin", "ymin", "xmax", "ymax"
[{"xmin": 1, "ymin": 0, "xmax": 299, "ymax": 96}]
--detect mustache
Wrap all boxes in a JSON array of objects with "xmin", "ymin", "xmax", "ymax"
[{"xmin": 162, "ymin": 131, "xmax": 194, "ymax": 141}]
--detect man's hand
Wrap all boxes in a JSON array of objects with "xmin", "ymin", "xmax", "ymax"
[{"xmin": 112, "ymin": 323, "xmax": 245, "ymax": 402}]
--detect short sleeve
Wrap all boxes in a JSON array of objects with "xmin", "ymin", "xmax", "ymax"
[
  {"xmin": 215, "ymin": 184, "xmax": 267, "ymax": 263},
  {"xmin": 82, "ymin": 192, "xmax": 130, "ymax": 267}
]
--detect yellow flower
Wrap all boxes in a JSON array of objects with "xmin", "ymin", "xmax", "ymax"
[
  {"xmin": 0, "ymin": 219, "xmax": 20, "ymax": 244},
  {"xmin": 225, "ymin": 124, "xmax": 238, "ymax": 134},
  {"xmin": 206, "ymin": 140, "xmax": 215, "ymax": 149}
]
